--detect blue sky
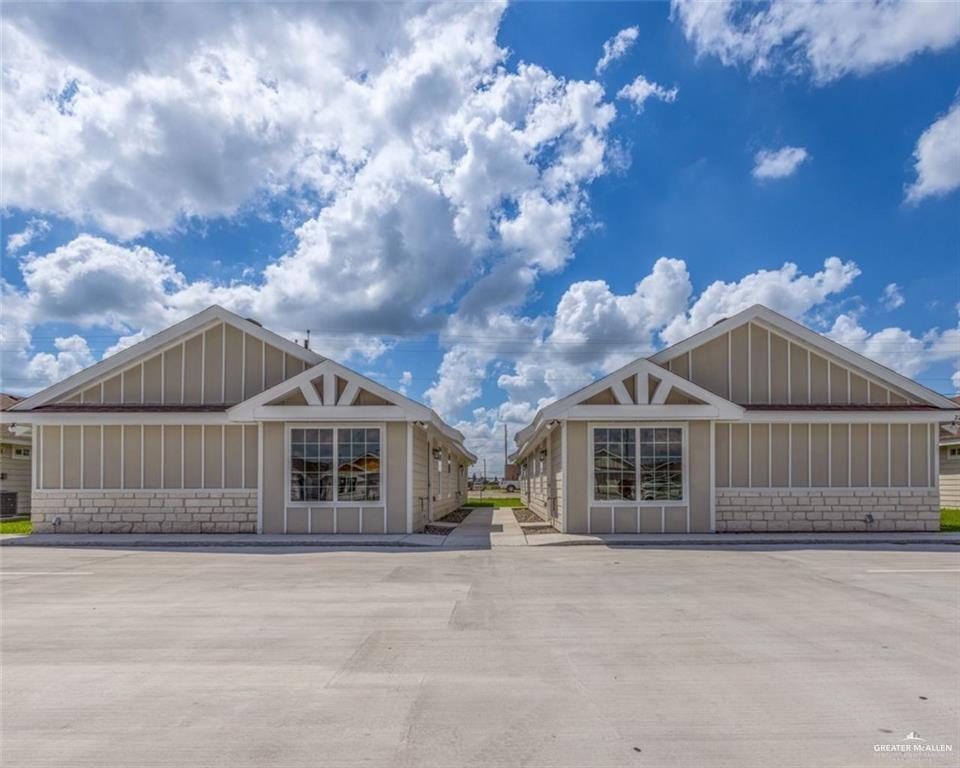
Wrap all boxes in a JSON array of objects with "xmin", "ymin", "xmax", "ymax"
[{"xmin": 2, "ymin": 1, "xmax": 959, "ymax": 469}]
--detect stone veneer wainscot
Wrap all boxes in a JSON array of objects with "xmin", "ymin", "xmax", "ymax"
[
  {"xmin": 30, "ymin": 490, "xmax": 258, "ymax": 533},
  {"xmin": 715, "ymin": 488, "xmax": 939, "ymax": 532}
]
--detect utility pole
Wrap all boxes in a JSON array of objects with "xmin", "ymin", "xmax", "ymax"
[
  {"xmin": 504, "ymin": 423, "xmax": 508, "ymax": 477},
  {"xmin": 482, "ymin": 458, "xmax": 486, "ymax": 502}
]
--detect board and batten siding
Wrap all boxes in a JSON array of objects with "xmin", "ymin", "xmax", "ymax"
[
  {"xmin": 940, "ymin": 445, "xmax": 960, "ymax": 508},
  {"xmin": 35, "ymin": 423, "xmax": 258, "ymax": 490},
  {"xmin": 715, "ymin": 422, "xmax": 937, "ymax": 489},
  {"xmin": 56, "ymin": 322, "xmax": 309, "ymax": 406},
  {"xmin": 661, "ymin": 321, "xmax": 918, "ymax": 405},
  {"xmin": 411, "ymin": 426, "xmax": 429, "ymax": 530}
]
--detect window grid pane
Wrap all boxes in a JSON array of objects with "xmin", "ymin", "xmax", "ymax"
[
  {"xmin": 290, "ymin": 429, "xmax": 333, "ymax": 502},
  {"xmin": 593, "ymin": 428, "xmax": 636, "ymax": 501},
  {"xmin": 337, "ymin": 428, "xmax": 381, "ymax": 502},
  {"xmin": 639, "ymin": 427, "xmax": 683, "ymax": 501}
]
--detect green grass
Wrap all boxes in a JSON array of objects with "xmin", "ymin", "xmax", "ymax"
[
  {"xmin": 0, "ymin": 519, "xmax": 32, "ymax": 535},
  {"xmin": 463, "ymin": 497, "xmax": 523, "ymax": 508},
  {"xmin": 941, "ymin": 509, "xmax": 960, "ymax": 532}
]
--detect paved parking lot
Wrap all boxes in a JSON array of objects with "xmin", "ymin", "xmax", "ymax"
[{"xmin": 2, "ymin": 545, "xmax": 958, "ymax": 767}]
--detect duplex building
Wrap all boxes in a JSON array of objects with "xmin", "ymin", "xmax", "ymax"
[
  {"xmin": 513, "ymin": 305, "xmax": 958, "ymax": 533},
  {"xmin": 5, "ymin": 306, "xmax": 474, "ymax": 534}
]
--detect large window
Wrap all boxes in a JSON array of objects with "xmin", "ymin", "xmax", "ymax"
[
  {"xmin": 290, "ymin": 427, "xmax": 380, "ymax": 503},
  {"xmin": 592, "ymin": 426, "xmax": 683, "ymax": 503}
]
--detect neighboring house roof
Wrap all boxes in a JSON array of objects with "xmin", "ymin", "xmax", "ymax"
[
  {"xmin": 9, "ymin": 305, "xmax": 322, "ymax": 412},
  {"xmin": 650, "ymin": 304, "xmax": 958, "ymax": 410},
  {"xmin": 0, "ymin": 393, "xmax": 29, "ymax": 441}
]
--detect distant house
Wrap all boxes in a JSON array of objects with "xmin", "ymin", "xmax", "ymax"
[
  {"xmin": 512, "ymin": 305, "xmax": 959, "ymax": 534},
  {"xmin": 0, "ymin": 394, "xmax": 33, "ymax": 517},
  {"xmin": 940, "ymin": 396, "xmax": 960, "ymax": 509},
  {"xmin": 3, "ymin": 306, "xmax": 474, "ymax": 534}
]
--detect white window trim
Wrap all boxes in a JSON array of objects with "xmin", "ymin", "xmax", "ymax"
[
  {"xmin": 284, "ymin": 422, "xmax": 387, "ymax": 508},
  {"xmin": 587, "ymin": 422, "xmax": 689, "ymax": 507}
]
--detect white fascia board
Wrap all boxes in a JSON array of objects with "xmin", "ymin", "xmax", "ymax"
[
  {"xmin": 564, "ymin": 404, "xmax": 741, "ymax": 421},
  {"xmin": 11, "ymin": 305, "xmax": 322, "ymax": 411},
  {"xmin": 650, "ymin": 304, "xmax": 958, "ymax": 410},
  {"xmin": 738, "ymin": 409, "xmax": 960, "ymax": 424},
  {"xmin": 249, "ymin": 405, "xmax": 411, "ymax": 421}
]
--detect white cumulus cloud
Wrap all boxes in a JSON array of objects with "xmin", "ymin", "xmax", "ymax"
[
  {"xmin": 752, "ymin": 146, "xmax": 809, "ymax": 180},
  {"xmin": 881, "ymin": 283, "xmax": 905, "ymax": 311},
  {"xmin": 906, "ymin": 97, "xmax": 960, "ymax": 202},
  {"xmin": 671, "ymin": 0, "xmax": 960, "ymax": 83},
  {"xmin": 596, "ymin": 26, "xmax": 640, "ymax": 74},
  {"xmin": 616, "ymin": 75, "xmax": 678, "ymax": 112},
  {"xmin": 5, "ymin": 218, "xmax": 51, "ymax": 255}
]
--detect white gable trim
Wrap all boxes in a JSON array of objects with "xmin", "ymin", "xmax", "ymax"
[
  {"xmin": 650, "ymin": 305, "xmax": 957, "ymax": 410},
  {"xmin": 514, "ymin": 357, "xmax": 743, "ymax": 452},
  {"xmin": 10, "ymin": 305, "xmax": 322, "ymax": 412},
  {"xmin": 227, "ymin": 359, "xmax": 476, "ymax": 460}
]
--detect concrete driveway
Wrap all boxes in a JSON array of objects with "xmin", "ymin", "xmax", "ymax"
[{"xmin": 2, "ymin": 545, "xmax": 958, "ymax": 767}]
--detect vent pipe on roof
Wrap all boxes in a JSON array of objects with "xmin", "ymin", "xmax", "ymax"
[
  {"xmin": 245, "ymin": 317, "xmax": 262, "ymax": 327},
  {"xmin": 305, "ymin": 330, "xmax": 311, "ymax": 350}
]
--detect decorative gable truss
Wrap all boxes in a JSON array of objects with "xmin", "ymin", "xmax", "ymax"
[
  {"xmin": 514, "ymin": 358, "xmax": 744, "ymax": 455},
  {"xmin": 228, "ymin": 359, "xmax": 475, "ymax": 457}
]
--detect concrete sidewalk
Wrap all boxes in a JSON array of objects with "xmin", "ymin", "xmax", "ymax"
[{"xmin": 3, "ymin": 529, "xmax": 959, "ymax": 548}]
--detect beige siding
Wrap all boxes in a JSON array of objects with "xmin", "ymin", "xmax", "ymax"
[
  {"xmin": 224, "ymin": 425, "xmax": 244, "ymax": 488},
  {"xmin": 224, "ymin": 325, "xmax": 245, "ymax": 402},
  {"xmin": 691, "ymin": 335, "xmax": 729, "ymax": 400},
  {"xmin": 564, "ymin": 422, "xmax": 588, "ymax": 533},
  {"xmin": 719, "ymin": 421, "xmax": 931, "ymax": 490},
  {"xmin": 122, "ymin": 366, "xmax": 142, "ymax": 404},
  {"xmin": 850, "ymin": 425, "xmax": 869, "ymax": 486},
  {"xmin": 870, "ymin": 424, "xmax": 889, "ymax": 486},
  {"xmin": 386, "ymin": 422, "xmax": 408, "ymax": 533},
  {"xmin": 550, "ymin": 426, "xmax": 563, "ymax": 523},
  {"xmin": 715, "ymin": 423, "xmax": 730, "ymax": 487},
  {"xmin": 62, "ymin": 426, "xmax": 82, "ymax": 489},
  {"xmin": 54, "ymin": 322, "xmax": 312, "ymax": 406},
  {"xmin": 163, "ymin": 346, "xmax": 182, "ymax": 403},
  {"xmin": 657, "ymin": 321, "xmax": 919, "ymax": 405},
  {"xmin": 0, "ymin": 443, "xmax": 32, "ymax": 516},
  {"xmin": 102, "ymin": 426, "xmax": 122, "ymax": 488},
  {"xmin": 750, "ymin": 424, "xmax": 770, "ymax": 487},
  {"xmin": 123, "ymin": 425, "xmax": 141, "ymax": 489},
  {"xmin": 890, "ymin": 424, "xmax": 908, "ymax": 486},
  {"xmin": 750, "ymin": 323, "xmax": 769, "ymax": 403},
  {"xmin": 203, "ymin": 326, "xmax": 223, "ymax": 404},
  {"xmin": 831, "ymin": 424, "xmax": 850, "ymax": 487},
  {"xmin": 203, "ymin": 425, "xmax": 222, "ymax": 488},
  {"xmin": 261, "ymin": 423, "xmax": 284, "ymax": 534},
  {"xmin": 412, "ymin": 426, "xmax": 428, "ymax": 531},
  {"xmin": 940, "ymin": 445, "xmax": 960, "ymax": 508},
  {"xmin": 83, "ymin": 426, "xmax": 101, "ymax": 488},
  {"xmin": 183, "ymin": 335, "xmax": 203, "ymax": 403},
  {"xmin": 770, "ymin": 424, "xmax": 790, "ymax": 487},
  {"xmin": 41, "ymin": 425, "xmax": 60, "ymax": 489},
  {"xmin": 244, "ymin": 425, "xmax": 258, "ymax": 489},
  {"xmin": 143, "ymin": 355, "xmax": 163, "ymax": 403},
  {"xmin": 163, "ymin": 425, "xmax": 183, "ymax": 489},
  {"xmin": 183, "ymin": 426, "xmax": 203, "ymax": 488},
  {"xmin": 143, "ymin": 426, "xmax": 162, "ymax": 487},
  {"xmin": 103, "ymin": 374, "xmax": 122, "ymax": 404},
  {"xmin": 244, "ymin": 337, "xmax": 264, "ymax": 400},
  {"xmin": 689, "ymin": 421, "xmax": 711, "ymax": 531}
]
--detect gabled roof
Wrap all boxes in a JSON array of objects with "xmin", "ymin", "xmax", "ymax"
[
  {"xmin": 650, "ymin": 304, "xmax": 958, "ymax": 410},
  {"xmin": 228, "ymin": 359, "xmax": 477, "ymax": 461},
  {"xmin": 10, "ymin": 305, "xmax": 322, "ymax": 412},
  {"xmin": 514, "ymin": 356, "xmax": 744, "ymax": 455}
]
